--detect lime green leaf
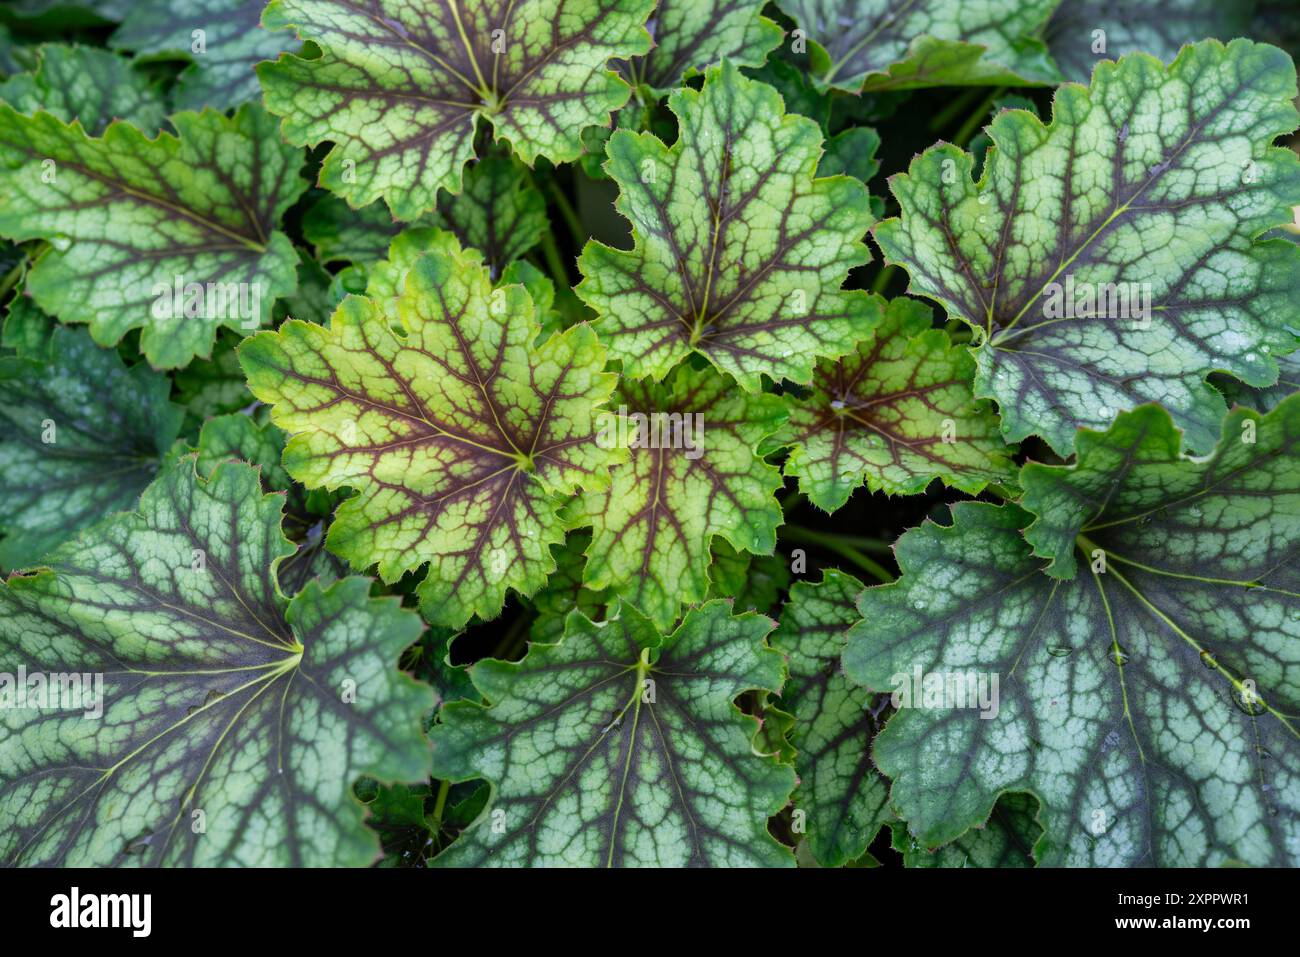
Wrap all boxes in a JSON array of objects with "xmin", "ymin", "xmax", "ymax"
[
  {"xmin": 772, "ymin": 297, "xmax": 1014, "ymax": 511},
  {"xmin": 504, "ymin": 260, "xmax": 560, "ymax": 338},
  {"xmin": 108, "ymin": 0, "xmax": 299, "ymax": 109},
  {"xmin": 775, "ymin": 0, "xmax": 1060, "ymax": 92},
  {"xmin": 1044, "ymin": 1, "xmax": 1254, "ymax": 83},
  {"xmin": 774, "ymin": 569, "xmax": 891, "ymax": 867},
  {"xmin": 430, "ymin": 600, "xmax": 795, "ymax": 866},
  {"xmin": 622, "ymin": 0, "xmax": 783, "ymax": 93},
  {"xmin": 357, "ymin": 227, "xmax": 558, "ymax": 343},
  {"xmin": 240, "ymin": 244, "xmax": 619, "ymax": 629},
  {"xmin": 361, "ymin": 228, "xmax": 467, "ymax": 318},
  {"xmin": 577, "ymin": 61, "xmax": 880, "ymax": 391},
  {"xmin": 0, "ymin": 457, "xmax": 432, "ymax": 866},
  {"xmin": 0, "ymin": 43, "xmax": 165, "ymax": 133},
  {"xmin": 845, "ymin": 400, "xmax": 1300, "ymax": 864},
  {"xmin": 258, "ymin": 0, "xmax": 653, "ymax": 220},
  {"xmin": 572, "ymin": 364, "xmax": 786, "ymax": 630},
  {"xmin": 0, "ymin": 102, "xmax": 306, "ymax": 368},
  {"xmin": 891, "ymin": 792, "xmax": 1039, "ymax": 867},
  {"xmin": 0, "ymin": 325, "xmax": 182, "ymax": 569},
  {"xmin": 875, "ymin": 40, "xmax": 1300, "ymax": 454}
]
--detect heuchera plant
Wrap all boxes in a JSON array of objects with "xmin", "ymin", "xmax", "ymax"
[{"xmin": 0, "ymin": 0, "xmax": 1298, "ymax": 869}]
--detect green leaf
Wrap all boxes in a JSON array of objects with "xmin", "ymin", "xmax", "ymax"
[
  {"xmin": 1216, "ymin": 346, "xmax": 1300, "ymax": 413},
  {"xmin": 302, "ymin": 194, "xmax": 411, "ymax": 269},
  {"xmin": 0, "ymin": 43, "xmax": 165, "ymax": 133},
  {"xmin": 2, "ymin": 293, "xmax": 54, "ymax": 356},
  {"xmin": 0, "ymin": 325, "xmax": 182, "ymax": 569},
  {"xmin": 891, "ymin": 792, "xmax": 1040, "ymax": 867},
  {"xmin": 0, "ymin": 24, "xmax": 37, "ymax": 76},
  {"xmin": 303, "ymin": 153, "xmax": 546, "ymax": 279},
  {"xmin": 743, "ymin": 55, "xmax": 831, "ymax": 130},
  {"xmin": 708, "ymin": 538, "xmax": 791, "ymax": 615},
  {"xmin": 572, "ymin": 364, "xmax": 786, "ymax": 630},
  {"xmin": 1043, "ymin": 0, "xmax": 1253, "ymax": 83},
  {"xmin": 406, "ymin": 625, "xmax": 476, "ymax": 710},
  {"xmin": 772, "ymin": 296, "xmax": 1014, "ymax": 511},
  {"xmin": 258, "ymin": 0, "xmax": 653, "ymax": 220},
  {"xmin": 196, "ymin": 412, "xmax": 292, "ymax": 492},
  {"xmin": 621, "ymin": 0, "xmax": 783, "ymax": 93},
  {"xmin": 275, "ymin": 250, "xmax": 340, "ymax": 326},
  {"xmin": 775, "ymin": 0, "xmax": 1060, "ymax": 92},
  {"xmin": 773, "ymin": 569, "xmax": 892, "ymax": 867},
  {"xmin": 819, "ymin": 126, "xmax": 881, "ymax": 184},
  {"xmin": 1019, "ymin": 401, "xmax": 1300, "ymax": 580},
  {"xmin": 529, "ymin": 529, "xmax": 612, "ymax": 645},
  {"xmin": 429, "ymin": 600, "xmax": 796, "ymax": 866},
  {"xmin": 874, "ymin": 39, "xmax": 1300, "ymax": 454},
  {"xmin": 0, "ymin": 102, "xmax": 306, "ymax": 368},
  {"xmin": 109, "ymin": 0, "xmax": 301, "ymax": 110},
  {"xmin": 358, "ymin": 780, "xmax": 436, "ymax": 867},
  {"xmin": 0, "ymin": 456, "xmax": 432, "ymax": 866},
  {"xmin": 845, "ymin": 398, "xmax": 1300, "ymax": 864},
  {"xmin": 240, "ymin": 244, "xmax": 619, "ymax": 629},
  {"xmin": 173, "ymin": 330, "xmax": 253, "ymax": 422},
  {"xmin": 577, "ymin": 60, "xmax": 880, "ymax": 391},
  {"xmin": 194, "ymin": 410, "xmax": 344, "ymax": 585},
  {"xmin": 425, "ymin": 154, "xmax": 548, "ymax": 279}
]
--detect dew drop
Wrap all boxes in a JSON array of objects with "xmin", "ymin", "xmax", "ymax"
[
  {"xmin": 1200, "ymin": 649, "xmax": 1216, "ymax": 669},
  {"xmin": 1046, "ymin": 644, "xmax": 1072, "ymax": 658},
  {"xmin": 1229, "ymin": 687, "xmax": 1267, "ymax": 717},
  {"xmin": 1257, "ymin": 745, "xmax": 1273, "ymax": 760},
  {"xmin": 1097, "ymin": 406, "xmax": 1111, "ymax": 421},
  {"xmin": 1109, "ymin": 644, "xmax": 1130, "ymax": 667},
  {"xmin": 1246, "ymin": 352, "xmax": 1258, "ymax": 363}
]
